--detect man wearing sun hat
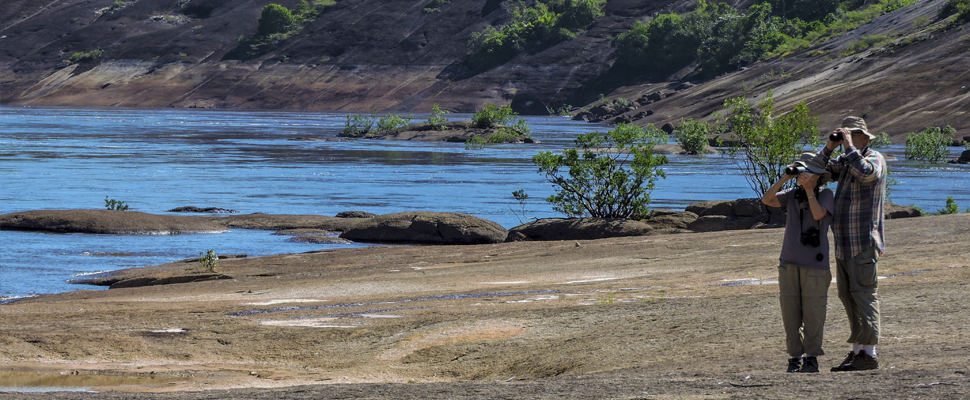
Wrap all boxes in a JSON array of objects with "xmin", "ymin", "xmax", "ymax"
[{"xmin": 817, "ymin": 116, "xmax": 888, "ymax": 372}]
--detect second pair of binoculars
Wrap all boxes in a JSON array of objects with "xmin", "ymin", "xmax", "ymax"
[{"xmin": 829, "ymin": 131, "xmax": 844, "ymax": 142}]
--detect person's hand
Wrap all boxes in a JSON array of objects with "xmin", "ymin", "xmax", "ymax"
[
  {"xmin": 828, "ymin": 128, "xmax": 848, "ymax": 150},
  {"xmin": 798, "ymin": 173, "xmax": 819, "ymax": 190},
  {"xmin": 841, "ymin": 128, "xmax": 855, "ymax": 149}
]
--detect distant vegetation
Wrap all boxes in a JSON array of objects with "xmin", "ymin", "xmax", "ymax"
[
  {"xmin": 104, "ymin": 196, "xmax": 129, "ymax": 211},
  {"xmin": 905, "ymin": 125, "xmax": 955, "ymax": 163},
  {"xmin": 612, "ymin": 0, "xmax": 918, "ymax": 77},
  {"xmin": 940, "ymin": 0, "xmax": 970, "ymax": 22},
  {"xmin": 467, "ymin": 0, "xmax": 605, "ymax": 68},
  {"xmin": 231, "ymin": 0, "xmax": 336, "ymax": 59},
  {"xmin": 69, "ymin": 49, "xmax": 103, "ymax": 64}
]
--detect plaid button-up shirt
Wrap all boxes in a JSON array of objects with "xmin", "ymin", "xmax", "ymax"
[{"xmin": 818, "ymin": 145, "xmax": 887, "ymax": 260}]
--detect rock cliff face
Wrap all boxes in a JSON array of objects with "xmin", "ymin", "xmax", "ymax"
[{"xmin": 1, "ymin": 0, "xmax": 968, "ymax": 137}]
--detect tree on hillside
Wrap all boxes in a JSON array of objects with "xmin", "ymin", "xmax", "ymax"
[{"xmin": 258, "ymin": 4, "xmax": 296, "ymax": 37}]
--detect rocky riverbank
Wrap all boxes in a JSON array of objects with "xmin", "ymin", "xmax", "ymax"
[{"xmin": 0, "ymin": 213, "xmax": 967, "ymax": 398}]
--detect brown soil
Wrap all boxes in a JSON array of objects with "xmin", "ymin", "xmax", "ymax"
[{"xmin": 1, "ymin": 214, "xmax": 968, "ymax": 399}]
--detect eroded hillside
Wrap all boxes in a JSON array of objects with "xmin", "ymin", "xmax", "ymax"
[{"xmin": 0, "ymin": 0, "xmax": 967, "ymax": 137}]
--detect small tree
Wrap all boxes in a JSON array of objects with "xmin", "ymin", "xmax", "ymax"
[
  {"xmin": 530, "ymin": 123, "xmax": 669, "ymax": 219},
  {"xmin": 258, "ymin": 4, "xmax": 296, "ymax": 37},
  {"xmin": 719, "ymin": 91, "xmax": 820, "ymax": 198},
  {"xmin": 427, "ymin": 103, "xmax": 450, "ymax": 129},
  {"xmin": 905, "ymin": 126, "xmax": 954, "ymax": 163},
  {"xmin": 674, "ymin": 118, "xmax": 711, "ymax": 155},
  {"xmin": 199, "ymin": 249, "xmax": 218, "ymax": 272}
]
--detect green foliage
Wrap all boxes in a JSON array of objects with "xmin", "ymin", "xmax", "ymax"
[
  {"xmin": 199, "ymin": 249, "xmax": 218, "ymax": 272},
  {"xmin": 719, "ymin": 91, "xmax": 820, "ymax": 197},
  {"xmin": 471, "ymin": 104, "xmax": 530, "ymax": 135},
  {"xmin": 841, "ymin": 34, "xmax": 893, "ymax": 56},
  {"xmin": 104, "ymin": 196, "xmax": 129, "ymax": 211},
  {"xmin": 427, "ymin": 104, "xmax": 450, "ymax": 128},
  {"xmin": 467, "ymin": 0, "xmax": 604, "ymax": 67},
  {"xmin": 464, "ymin": 136, "xmax": 487, "ymax": 150},
  {"xmin": 964, "ymin": 139, "xmax": 970, "ymax": 150},
  {"xmin": 376, "ymin": 114, "xmax": 412, "ymax": 134},
  {"xmin": 905, "ymin": 126, "xmax": 954, "ymax": 163},
  {"xmin": 936, "ymin": 196, "xmax": 964, "ymax": 215},
  {"xmin": 343, "ymin": 113, "xmax": 376, "ymax": 137},
  {"xmin": 69, "ymin": 49, "xmax": 103, "ymax": 63},
  {"xmin": 613, "ymin": 0, "xmax": 919, "ymax": 75},
  {"xmin": 674, "ymin": 118, "xmax": 710, "ymax": 155},
  {"xmin": 531, "ymin": 123, "xmax": 669, "ymax": 219},
  {"xmin": 869, "ymin": 131, "xmax": 892, "ymax": 148},
  {"xmin": 940, "ymin": 0, "xmax": 970, "ymax": 22},
  {"xmin": 423, "ymin": 0, "xmax": 451, "ymax": 13},
  {"xmin": 258, "ymin": 4, "xmax": 296, "ymax": 37}
]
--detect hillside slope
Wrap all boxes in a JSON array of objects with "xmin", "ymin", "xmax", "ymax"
[{"xmin": 1, "ymin": 0, "xmax": 967, "ymax": 136}]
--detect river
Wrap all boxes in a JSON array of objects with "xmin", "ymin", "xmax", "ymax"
[{"xmin": 1, "ymin": 107, "xmax": 967, "ymax": 301}]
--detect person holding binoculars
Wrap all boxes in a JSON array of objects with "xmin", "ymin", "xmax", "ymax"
[
  {"xmin": 763, "ymin": 152, "xmax": 835, "ymax": 373},
  {"xmin": 817, "ymin": 116, "xmax": 888, "ymax": 372}
]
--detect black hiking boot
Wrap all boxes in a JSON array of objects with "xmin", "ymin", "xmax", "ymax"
[
  {"xmin": 799, "ymin": 356, "xmax": 819, "ymax": 373},
  {"xmin": 787, "ymin": 357, "xmax": 801, "ymax": 373},
  {"xmin": 830, "ymin": 351, "xmax": 856, "ymax": 372}
]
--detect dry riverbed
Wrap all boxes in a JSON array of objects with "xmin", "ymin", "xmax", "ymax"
[{"xmin": 1, "ymin": 214, "xmax": 968, "ymax": 399}]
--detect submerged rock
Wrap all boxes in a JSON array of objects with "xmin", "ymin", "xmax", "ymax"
[
  {"xmin": 0, "ymin": 209, "xmax": 228, "ymax": 234},
  {"xmin": 506, "ymin": 218, "xmax": 653, "ymax": 242}
]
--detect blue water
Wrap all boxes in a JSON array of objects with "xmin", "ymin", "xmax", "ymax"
[{"xmin": 1, "ymin": 107, "xmax": 968, "ymax": 301}]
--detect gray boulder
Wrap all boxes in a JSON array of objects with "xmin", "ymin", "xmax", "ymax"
[
  {"xmin": 645, "ymin": 210, "xmax": 698, "ymax": 231},
  {"xmin": 338, "ymin": 212, "xmax": 507, "ymax": 245},
  {"xmin": 335, "ymin": 211, "xmax": 377, "ymax": 218},
  {"xmin": 506, "ymin": 218, "xmax": 653, "ymax": 242},
  {"xmin": 884, "ymin": 202, "xmax": 923, "ymax": 219},
  {"xmin": 687, "ymin": 215, "xmax": 731, "ymax": 232}
]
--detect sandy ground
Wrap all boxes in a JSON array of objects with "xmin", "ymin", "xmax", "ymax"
[{"xmin": 1, "ymin": 214, "xmax": 968, "ymax": 399}]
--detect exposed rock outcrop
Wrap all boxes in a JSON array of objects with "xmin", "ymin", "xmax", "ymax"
[
  {"xmin": 168, "ymin": 206, "xmax": 238, "ymax": 213},
  {"xmin": 335, "ymin": 211, "xmax": 377, "ymax": 218},
  {"xmin": 505, "ymin": 218, "xmax": 653, "ymax": 242},
  {"xmin": 216, "ymin": 214, "xmax": 361, "ymax": 231},
  {"xmin": 339, "ymin": 212, "xmax": 507, "ymax": 245},
  {"xmin": 0, "ymin": 209, "xmax": 228, "ymax": 234},
  {"xmin": 337, "ymin": 121, "xmax": 538, "ymax": 144}
]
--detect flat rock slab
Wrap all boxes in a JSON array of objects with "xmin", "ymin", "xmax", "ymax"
[
  {"xmin": 217, "ymin": 213, "xmax": 362, "ymax": 231},
  {"xmin": 0, "ymin": 209, "xmax": 228, "ymax": 234}
]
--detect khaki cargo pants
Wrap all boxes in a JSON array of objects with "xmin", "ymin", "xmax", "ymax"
[
  {"xmin": 778, "ymin": 262, "xmax": 832, "ymax": 357},
  {"xmin": 836, "ymin": 246, "xmax": 880, "ymax": 346}
]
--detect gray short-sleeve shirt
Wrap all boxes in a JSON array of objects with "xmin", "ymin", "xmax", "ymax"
[{"xmin": 777, "ymin": 188, "xmax": 835, "ymax": 270}]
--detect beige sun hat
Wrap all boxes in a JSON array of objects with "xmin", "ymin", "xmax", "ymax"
[
  {"xmin": 793, "ymin": 152, "xmax": 832, "ymax": 184},
  {"xmin": 841, "ymin": 116, "xmax": 875, "ymax": 139}
]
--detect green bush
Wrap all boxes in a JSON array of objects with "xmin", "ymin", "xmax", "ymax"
[
  {"xmin": 258, "ymin": 4, "xmax": 296, "ymax": 36},
  {"xmin": 343, "ymin": 113, "xmax": 375, "ymax": 136},
  {"xmin": 376, "ymin": 114, "xmax": 412, "ymax": 133},
  {"xmin": 423, "ymin": 0, "xmax": 451, "ymax": 13},
  {"xmin": 467, "ymin": 0, "xmax": 604, "ymax": 67},
  {"xmin": 869, "ymin": 131, "xmax": 892, "ymax": 148},
  {"xmin": 198, "ymin": 249, "xmax": 218, "ymax": 272},
  {"xmin": 104, "ymin": 196, "xmax": 129, "ymax": 211},
  {"xmin": 940, "ymin": 0, "xmax": 970, "ymax": 22},
  {"xmin": 674, "ymin": 118, "xmax": 710, "ymax": 155},
  {"xmin": 427, "ymin": 104, "xmax": 450, "ymax": 128},
  {"xmin": 471, "ymin": 104, "xmax": 524, "ymax": 129},
  {"xmin": 530, "ymin": 123, "xmax": 669, "ymax": 219},
  {"xmin": 905, "ymin": 126, "xmax": 954, "ymax": 163},
  {"xmin": 69, "ymin": 49, "xmax": 103, "ymax": 63},
  {"xmin": 719, "ymin": 91, "xmax": 820, "ymax": 197}
]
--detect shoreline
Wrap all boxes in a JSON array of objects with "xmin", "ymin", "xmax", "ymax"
[{"xmin": 1, "ymin": 214, "xmax": 967, "ymax": 398}]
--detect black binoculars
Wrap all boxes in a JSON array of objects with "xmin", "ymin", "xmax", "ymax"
[
  {"xmin": 830, "ymin": 131, "xmax": 843, "ymax": 141},
  {"xmin": 785, "ymin": 165, "xmax": 806, "ymax": 175}
]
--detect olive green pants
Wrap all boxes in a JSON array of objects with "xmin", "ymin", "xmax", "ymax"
[
  {"xmin": 778, "ymin": 262, "xmax": 832, "ymax": 357},
  {"xmin": 836, "ymin": 247, "xmax": 880, "ymax": 346}
]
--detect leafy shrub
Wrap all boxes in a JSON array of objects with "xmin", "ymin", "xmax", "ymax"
[
  {"xmin": 471, "ymin": 104, "xmax": 525, "ymax": 130},
  {"xmin": 199, "ymin": 249, "xmax": 218, "ymax": 272},
  {"xmin": 104, "ymin": 196, "xmax": 129, "ymax": 211},
  {"xmin": 936, "ymin": 196, "xmax": 968, "ymax": 214},
  {"xmin": 467, "ymin": 0, "xmax": 604, "ymax": 68},
  {"xmin": 870, "ymin": 132, "xmax": 892, "ymax": 148},
  {"xmin": 905, "ymin": 126, "xmax": 954, "ymax": 163},
  {"xmin": 427, "ymin": 104, "xmax": 450, "ymax": 128},
  {"xmin": 423, "ymin": 0, "xmax": 451, "ymax": 13},
  {"xmin": 719, "ymin": 91, "xmax": 820, "ymax": 197},
  {"xmin": 530, "ymin": 123, "xmax": 669, "ymax": 219},
  {"xmin": 69, "ymin": 49, "xmax": 103, "ymax": 63},
  {"xmin": 258, "ymin": 4, "xmax": 296, "ymax": 36},
  {"xmin": 376, "ymin": 114, "xmax": 412, "ymax": 133},
  {"xmin": 343, "ymin": 113, "xmax": 375, "ymax": 136},
  {"xmin": 940, "ymin": 0, "xmax": 970, "ymax": 22},
  {"xmin": 675, "ymin": 118, "xmax": 710, "ymax": 155}
]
